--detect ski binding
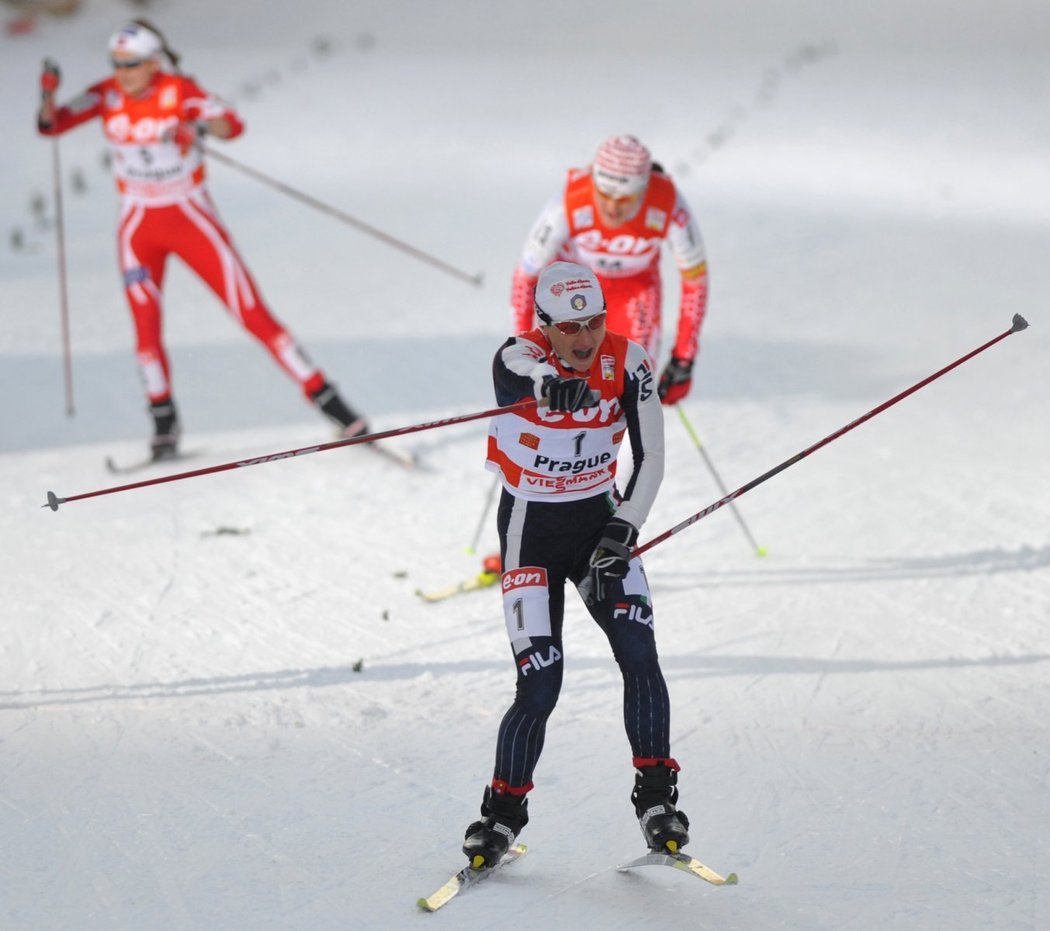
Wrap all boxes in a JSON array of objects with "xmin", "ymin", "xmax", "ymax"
[{"xmin": 417, "ymin": 843, "xmax": 527, "ymax": 912}]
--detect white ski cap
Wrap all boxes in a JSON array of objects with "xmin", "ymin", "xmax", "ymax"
[
  {"xmin": 108, "ymin": 22, "xmax": 163, "ymax": 60},
  {"xmin": 534, "ymin": 262, "xmax": 605, "ymax": 323},
  {"xmin": 592, "ymin": 134, "xmax": 652, "ymax": 197}
]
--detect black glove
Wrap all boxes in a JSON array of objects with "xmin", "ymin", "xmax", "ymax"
[
  {"xmin": 657, "ymin": 356, "xmax": 693, "ymax": 405},
  {"xmin": 583, "ymin": 517, "xmax": 638, "ymax": 604},
  {"xmin": 542, "ymin": 376, "xmax": 598, "ymax": 412}
]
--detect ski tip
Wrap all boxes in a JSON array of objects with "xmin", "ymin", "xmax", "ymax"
[
  {"xmin": 725, "ymin": 872, "xmax": 739, "ymax": 885},
  {"xmin": 416, "ymin": 897, "xmax": 436, "ymax": 912},
  {"xmin": 1010, "ymin": 313, "xmax": 1029, "ymax": 333}
]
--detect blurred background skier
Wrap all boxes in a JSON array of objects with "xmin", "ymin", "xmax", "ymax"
[
  {"xmin": 510, "ymin": 134, "xmax": 710, "ymax": 407},
  {"xmin": 36, "ymin": 19, "xmax": 368, "ymax": 460}
]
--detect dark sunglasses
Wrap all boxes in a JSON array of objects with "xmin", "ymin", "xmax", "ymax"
[
  {"xmin": 111, "ymin": 58, "xmax": 147, "ymax": 69},
  {"xmin": 550, "ymin": 312, "xmax": 607, "ymax": 335}
]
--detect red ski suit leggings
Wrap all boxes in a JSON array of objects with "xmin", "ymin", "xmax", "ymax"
[
  {"xmin": 600, "ymin": 272, "xmax": 663, "ymax": 360},
  {"xmin": 117, "ymin": 190, "xmax": 324, "ymax": 403}
]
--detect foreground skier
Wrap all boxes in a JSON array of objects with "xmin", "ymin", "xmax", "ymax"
[{"xmin": 462, "ymin": 261, "xmax": 691, "ymax": 868}]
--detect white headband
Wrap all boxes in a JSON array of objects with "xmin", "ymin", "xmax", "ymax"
[{"xmin": 108, "ymin": 23, "xmax": 163, "ymax": 60}]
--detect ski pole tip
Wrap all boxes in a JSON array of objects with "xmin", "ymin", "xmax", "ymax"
[
  {"xmin": 755, "ymin": 546, "xmax": 769, "ymax": 557},
  {"xmin": 472, "ymin": 272, "xmax": 485, "ymax": 288},
  {"xmin": 43, "ymin": 490, "xmax": 64, "ymax": 511},
  {"xmin": 1010, "ymin": 314, "xmax": 1029, "ymax": 333}
]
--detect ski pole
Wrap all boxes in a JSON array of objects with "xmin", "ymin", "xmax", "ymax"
[
  {"xmin": 675, "ymin": 405, "xmax": 767, "ymax": 556},
  {"xmin": 43, "ymin": 399, "xmax": 537, "ymax": 511},
  {"xmin": 635, "ymin": 314, "xmax": 1030, "ymax": 559},
  {"xmin": 203, "ymin": 145, "xmax": 484, "ymax": 288},
  {"xmin": 50, "ymin": 131, "xmax": 75, "ymax": 417},
  {"xmin": 465, "ymin": 474, "xmax": 500, "ymax": 554}
]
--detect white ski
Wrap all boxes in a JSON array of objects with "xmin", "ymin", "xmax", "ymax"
[
  {"xmin": 618, "ymin": 849, "xmax": 738, "ymax": 885},
  {"xmin": 417, "ymin": 843, "xmax": 527, "ymax": 912}
]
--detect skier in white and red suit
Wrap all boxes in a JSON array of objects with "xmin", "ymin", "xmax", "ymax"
[
  {"xmin": 460, "ymin": 261, "xmax": 691, "ymax": 870},
  {"xmin": 510, "ymin": 134, "xmax": 709, "ymax": 406},
  {"xmin": 37, "ymin": 20, "xmax": 367, "ymax": 460}
]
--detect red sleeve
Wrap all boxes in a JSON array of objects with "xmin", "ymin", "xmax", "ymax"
[
  {"xmin": 510, "ymin": 265, "xmax": 538, "ymax": 334},
  {"xmin": 179, "ymin": 74, "xmax": 245, "ymax": 138},
  {"xmin": 671, "ymin": 270, "xmax": 709, "ymax": 362},
  {"xmin": 38, "ymin": 80, "xmax": 106, "ymax": 136}
]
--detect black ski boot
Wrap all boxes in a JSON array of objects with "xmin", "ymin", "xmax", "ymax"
[
  {"xmin": 631, "ymin": 760, "xmax": 690, "ymax": 854},
  {"xmin": 462, "ymin": 784, "xmax": 529, "ymax": 870},
  {"xmin": 310, "ymin": 382, "xmax": 369, "ymax": 438},
  {"xmin": 149, "ymin": 399, "xmax": 181, "ymax": 461}
]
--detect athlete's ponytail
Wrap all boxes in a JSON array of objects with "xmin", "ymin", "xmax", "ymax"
[{"xmin": 130, "ymin": 18, "xmax": 182, "ymax": 72}]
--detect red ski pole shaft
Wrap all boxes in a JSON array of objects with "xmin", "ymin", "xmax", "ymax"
[
  {"xmin": 634, "ymin": 314, "xmax": 1029, "ymax": 559},
  {"xmin": 203, "ymin": 146, "xmax": 484, "ymax": 288},
  {"xmin": 43, "ymin": 399, "xmax": 537, "ymax": 511}
]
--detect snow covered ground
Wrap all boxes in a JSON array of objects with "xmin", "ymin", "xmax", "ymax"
[{"xmin": 2, "ymin": 1, "xmax": 1048, "ymax": 928}]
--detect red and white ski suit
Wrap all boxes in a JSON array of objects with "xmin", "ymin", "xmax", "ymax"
[
  {"xmin": 38, "ymin": 71, "xmax": 325, "ymax": 403},
  {"xmin": 510, "ymin": 167, "xmax": 709, "ymax": 365}
]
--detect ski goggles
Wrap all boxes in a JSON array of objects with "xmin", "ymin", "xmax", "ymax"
[
  {"xmin": 549, "ymin": 312, "xmax": 607, "ymax": 336},
  {"xmin": 111, "ymin": 58, "xmax": 148, "ymax": 69},
  {"xmin": 594, "ymin": 185, "xmax": 644, "ymax": 205}
]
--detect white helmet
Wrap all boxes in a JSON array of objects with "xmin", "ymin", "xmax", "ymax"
[{"xmin": 534, "ymin": 262, "xmax": 605, "ymax": 323}]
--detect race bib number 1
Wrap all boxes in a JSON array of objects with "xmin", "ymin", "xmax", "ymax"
[{"xmin": 501, "ymin": 566, "xmax": 551, "ymax": 641}]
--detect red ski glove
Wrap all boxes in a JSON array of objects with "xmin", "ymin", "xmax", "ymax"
[
  {"xmin": 167, "ymin": 121, "xmax": 205, "ymax": 154},
  {"xmin": 40, "ymin": 59, "xmax": 61, "ymax": 96},
  {"xmin": 657, "ymin": 356, "xmax": 694, "ymax": 406}
]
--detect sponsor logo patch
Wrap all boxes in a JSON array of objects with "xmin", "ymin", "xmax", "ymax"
[
  {"xmin": 518, "ymin": 432, "xmax": 540, "ymax": 450},
  {"xmin": 613, "ymin": 602, "xmax": 654, "ymax": 630},
  {"xmin": 645, "ymin": 207, "xmax": 667, "ymax": 231},
  {"xmin": 518, "ymin": 645, "xmax": 563, "ymax": 677},
  {"xmin": 502, "ymin": 566, "xmax": 549, "ymax": 593},
  {"xmin": 572, "ymin": 205, "xmax": 595, "ymax": 229},
  {"xmin": 601, "ymin": 354, "xmax": 615, "ymax": 380}
]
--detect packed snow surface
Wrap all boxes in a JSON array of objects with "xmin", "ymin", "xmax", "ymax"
[{"xmin": 1, "ymin": 1, "xmax": 1048, "ymax": 928}]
